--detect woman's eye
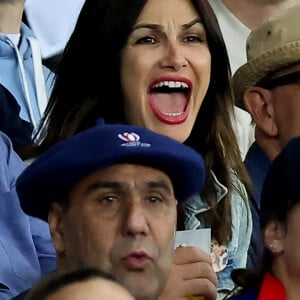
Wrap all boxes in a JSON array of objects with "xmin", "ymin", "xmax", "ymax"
[
  {"xmin": 136, "ymin": 36, "xmax": 156, "ymax": 45},
  {"xmin": 184, "ymin": 35, "xmax": 203, "ymax": 43}
]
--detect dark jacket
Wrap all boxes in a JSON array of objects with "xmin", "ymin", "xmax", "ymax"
[
  {"xmin": 0, "ymin": 84, "xmax": 33, "ymax": 154},
  {"xmin": 244, "ymin": 142, "xmax": 270, "ymax": 269}
]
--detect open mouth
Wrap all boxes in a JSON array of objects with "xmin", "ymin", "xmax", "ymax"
[{"xmin": 148, "ymin": 79, "xmax": 191, "ymax": 124}]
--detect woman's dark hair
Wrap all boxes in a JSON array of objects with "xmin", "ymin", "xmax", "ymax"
[
  {"xmin": 23, "ymin": 0, "xmax": 250, "ymax": 245},
  {"xmin": 24, "ymin": 267, "xmax": 123, "ymax": 300}
]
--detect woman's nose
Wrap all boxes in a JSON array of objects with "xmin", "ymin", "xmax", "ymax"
[{"xmin": 159, "ymin": 43, "xmax": 188, "ymax": 71}]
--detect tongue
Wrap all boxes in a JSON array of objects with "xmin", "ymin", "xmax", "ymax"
[{"xmin": 150, "ymin": 92, "xmax": 187, "ymax": 113}]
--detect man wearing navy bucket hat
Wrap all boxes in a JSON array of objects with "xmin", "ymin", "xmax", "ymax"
[{"xmin": 15, "ymin": 119, "xmax": 206, "ymax": 300}]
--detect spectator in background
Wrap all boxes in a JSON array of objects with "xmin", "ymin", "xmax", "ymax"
[
  {"xmin": 0, "ymin": 85, "xmax": 33, "ymax": 153},
  {"xmin": 24, "ymin": 267, "xmax": 134, "ymax": 300},
  {"xmin": 232, "ymin": 5, "xmax": 300, "ymax": 270},
  {"xmin": 208, "ymin": 0, "xmax": 300, "ymax": 160},
  {"xmin": 15, "ymin": 120, "xmax": 208, "ymax": 300},
  {"xmin": 0, "ymin": 131, "xmax": 56, "ymax": 300},
  {"xmin": 228, "ymin": 136, "xmax": 300, "ymax": 299},
  {"xmin": 23, "ymin": 0, "xmax": 85, "ymax": 72},
  {"xmin": 0, "ymin": 0, "xmax": 54, "ymax": 155},
  {"xmin": 208, "ymin": 0, "xmax": 299, "ymax": 74}
]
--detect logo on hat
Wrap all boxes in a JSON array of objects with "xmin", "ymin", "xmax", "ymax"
[
  {"xmin": 118, "ymin": 132, "xmax": 150, "ymax": 148},
  {"xmin": 118, "ymin": 132, "xmax": 140, "ymax": 142}
]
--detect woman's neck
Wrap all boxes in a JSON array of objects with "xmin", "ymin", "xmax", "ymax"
[{"xmin": 221, "ymin": 0, "xmax": 299, "ymax": 29}]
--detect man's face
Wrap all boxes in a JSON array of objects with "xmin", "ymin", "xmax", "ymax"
[
  {"xmin": 269, "ymin": 63, "xmax": 300, "ymax": 147},
  {"xmin": 49, "ymin": 164, "xmax": 178, "ymax": 300}
]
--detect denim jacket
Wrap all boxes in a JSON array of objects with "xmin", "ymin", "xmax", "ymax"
[{"xmin": 184, "ymin": 171, "xmax": 252, "ymax": 298}]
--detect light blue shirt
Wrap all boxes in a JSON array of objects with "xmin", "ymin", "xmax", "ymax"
[{"xmin": 0, "ymin": 23, "xmax": 54, "ymax": 131}]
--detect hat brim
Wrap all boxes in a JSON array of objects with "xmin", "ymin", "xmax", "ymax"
[{"xmin": 232, "ymin": 41, "xmax": 300, "ymax": 109}]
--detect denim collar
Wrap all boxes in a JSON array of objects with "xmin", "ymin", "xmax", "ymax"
[{"xmin": 184, "ymin": 170, "xmax": 228, "ymax": 230}]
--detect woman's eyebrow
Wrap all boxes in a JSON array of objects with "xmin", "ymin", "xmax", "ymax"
[
  {"xmin": 132, "ymin": 23, "xmax": 162, "ymax": 32},
  {"xmin": 182, "ymin": 18, "xmax": 203, "ymax": 29},
  {"xmin": 132, "ymin": 18, "xmax": 203, "ymax": 32}
]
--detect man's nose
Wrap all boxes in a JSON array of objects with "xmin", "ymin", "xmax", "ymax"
[{"xmin": 121, "ymin": 200, "xmax": 150, "ymax": 237}]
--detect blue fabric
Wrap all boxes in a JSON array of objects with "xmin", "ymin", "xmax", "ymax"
[
  {"xmin": 0, "ymin": 132, "xmax": 56, "ymax": 299},
  {"xmin": 11, "ymin": 289, "xmax": 28, "ymax": 300},
  {"xmin": 16, "ymin": 120, "xmax": 206, "ymax": 221},
  {"xmin": 244, "ymin": 142, "xmax": 270, "ymax": 269},
  {"xmin": 0, "ymin": 23, "xmax": 54, "ymax": 125}
]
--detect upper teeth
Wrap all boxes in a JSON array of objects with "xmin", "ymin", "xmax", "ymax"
[{"xmin": 152, "ymin": 81, "xmax": 189, "ymax": 89}]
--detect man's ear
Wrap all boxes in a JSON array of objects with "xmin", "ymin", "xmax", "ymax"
[
  {"xmin": 243, "ymin": 87, "xmax": 278, "ymax": 137},
  {"xmin": 48, "ymin": 202, "xmax": 66, "ymax": 256},
  {"xmin": 263, "ymin": 220, "xmax": 286, "ymax": 254}
]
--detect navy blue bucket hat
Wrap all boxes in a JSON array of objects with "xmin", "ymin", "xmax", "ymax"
[
  {"xmin": 16, "ymin": 120, "xmax": 206, "ymax": 221},
  {"xmin": 260, "ymin": 136, "xmax": 300, "ymax": 229}
]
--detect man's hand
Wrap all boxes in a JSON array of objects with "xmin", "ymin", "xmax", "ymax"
[{"xmin": 159, "ymin": 246, "xmax": 217, "ymax": 300}]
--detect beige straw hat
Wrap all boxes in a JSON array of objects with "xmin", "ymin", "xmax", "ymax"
[{"xmin": 232, "ymin": 5, "xmax": 300, "ymax": 109}]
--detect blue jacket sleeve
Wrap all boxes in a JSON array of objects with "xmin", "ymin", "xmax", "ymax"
[{"xmin": 0, "ymin": 132, "xmax": 56, "ymax": 299}]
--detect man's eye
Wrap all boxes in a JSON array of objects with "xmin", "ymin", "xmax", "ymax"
[
  {"xmin": 97, "ymin": 196, "xmax": 117, "ymax": 205},
  {"xmin": 147, "ymin": 196, "xmax": 163, "ymax": 204},
  {"xmin": 136, "ymin": 36, "xmax": 156, "ymax": 44}
]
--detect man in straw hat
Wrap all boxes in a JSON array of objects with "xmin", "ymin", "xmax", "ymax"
[
  {"xmin": 13, "ymin": 119, "xmax": 214, "ymax": 300},
  {"xmin": 232, "ymin": 5, "xmax": 300, "ymax": 270}
]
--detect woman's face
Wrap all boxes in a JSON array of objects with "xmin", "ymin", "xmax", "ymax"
[{"xmin": 121, "ymin": 0, "xmax": 211, "ymax": 142}]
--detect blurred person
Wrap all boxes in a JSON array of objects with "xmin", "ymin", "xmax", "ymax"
[
  {"xmin": 24, "ymin": 267, "xmax": 134, "ymax": 300},
  {"xmin": 232, "ymin": 5, "xmax": 300, "ymax": 270},
  {"xmin": 23, "ymin": 0, "xmax": 252, "ymax": 298},
  {"xmin": 14, "ymin": 120, "xmax": 209, "ymax": 300},
  {"xmin": 227, "ymin": 136, "xmax": 300, "ymax": 299},
  {"xmin": 0, "ymin": 130, "xmax": 56, "ymax": 300},
  {"xmin": 207, "ymin": 0, "xmax": 299, "ymax": 160},
  {"xmin": 208, "ymin": 0, "xmax": 299, "ymax": 74},
  {"xmin": 23, "ymin": 0, "xmax": 85, "ymax": 72},
  {"xmin": 0, "ymin": 0, "xmax": 54, "ymax": 155}
]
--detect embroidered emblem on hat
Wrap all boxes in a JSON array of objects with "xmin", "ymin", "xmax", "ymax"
[
  {"xmin": 118, "ymin": 132, "xmax": 140, "ymax": 142},
  {"xmin": 118, "ymin": 132, "xmax": 151, "ymax": 148}
]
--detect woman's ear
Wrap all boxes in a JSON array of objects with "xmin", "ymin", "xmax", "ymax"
[
  {"xmin": 48, "ymin": 202, "xmax": 66, "ymax": 256},
  {"xmin": 243, "ymin": 87, "xmax": 278, "ymax": 137},
  {"xmin": 263, "ymin": 220, "xmax": 286, "ymax": 254}
]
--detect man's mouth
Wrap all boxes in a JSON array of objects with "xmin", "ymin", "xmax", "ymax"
[
  {"xmin": 121, "ymin": 251, "xmax": 152, "ymax": 270},
  {"xmin": 148, "ymin": 78, "xmax": 192, "ymax": 124}
]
